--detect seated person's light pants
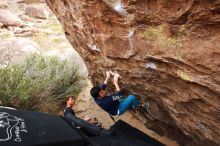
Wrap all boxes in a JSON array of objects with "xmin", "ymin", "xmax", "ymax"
[{"xmin": 117, "ymin": 95, "xmax": 139, "ymax": 115}]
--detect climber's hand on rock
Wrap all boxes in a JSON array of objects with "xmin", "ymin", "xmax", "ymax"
[
  {"xmin": 113, "ymin": 73, "xmax": 120, "ymax": 84},
  {"xmin": 104, "ymin": 71, "xmax": 111, "ymax": 84},
  {"xmin": 106, "ymin": 71, "xmax": 111, "ymax": 79},
  {"xmin": 113, "ymin": 73, "xmax": 120, "ymax": 91}
]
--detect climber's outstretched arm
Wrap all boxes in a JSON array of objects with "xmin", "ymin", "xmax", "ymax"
[
  {"xmin": 104, "ymin": 71, "xmax": 111, "ymax": 84},
  {"xmin": 113, "ymin": 74, "xmax": 120, "ymax": 92}
]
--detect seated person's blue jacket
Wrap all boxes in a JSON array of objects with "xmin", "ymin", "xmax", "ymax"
[{"xmin": 94, "ymin": 83, "xmax": 125, "ymax": 115}]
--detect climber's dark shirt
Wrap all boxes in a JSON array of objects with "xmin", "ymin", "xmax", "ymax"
[{"xmin": 94, "ymin": 83, "xmax": 125, "ymax": 115}]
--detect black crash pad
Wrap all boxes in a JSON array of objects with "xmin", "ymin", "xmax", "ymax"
[
  {"xmin": 0, "ymin": 106, "xmax": 166, "ymax": 146},
  {"xmin": 86, "ymin": 120, "xmax": 165, "ymax": 146},
  {"xmin": 111, "ymin": 120, "xmax": 165, "ymax": 146},
  {"xmin": 0, "ymin": 107, "xmax": 86, "ymax": 146}
]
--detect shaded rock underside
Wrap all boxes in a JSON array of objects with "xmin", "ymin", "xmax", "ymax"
[{"xmin": 45, "ymin": 0, "xmax": 220, "ymax": 146}]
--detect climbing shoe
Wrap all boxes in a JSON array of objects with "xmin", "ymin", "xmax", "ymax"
[
  {"xmin": 129, "ymin": 102, "xmax": 149, "ymax": 115},
  {"xmin": 138, "ymin": 102, "xmax": 149, "ymax": 112}
]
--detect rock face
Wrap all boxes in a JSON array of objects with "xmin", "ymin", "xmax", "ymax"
[
  {"xmin": 0, "ymin": 38, "xmax": 40, "ymax": 66},
  {"xmin": 18, "ymin": 0, "xmax": 45, "ymax": 3},
  {"xmin": 0, "ymin": 0, "xmax": 8, "ymax": 9},
  {"xmin": 0, "ymin": 9, "xmax": 23, "ymax": 27},
  {"xmin": 25, "ymin": 6, "xmax": 49, "ymax": 19},
  {"xmin": 45, "ymin": 0, "xmax": 220, "ymax": 145}
]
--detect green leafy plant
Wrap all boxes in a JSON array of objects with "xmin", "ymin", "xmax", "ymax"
[{"xmin": 0, "ymin": 54, "xmax": 82, "ymax": 113}]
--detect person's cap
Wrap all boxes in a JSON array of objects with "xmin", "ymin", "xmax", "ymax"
[
  {"xmin": 99, "ymin": 84, "xmax": 107, "ymax": 90},
  {"xmin": 90, "ymin": 85, "xmax": 101, "ymax": 98}
]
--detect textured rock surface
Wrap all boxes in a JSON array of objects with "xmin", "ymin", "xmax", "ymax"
[
  {"xmin": 0, "ymin": 38, "xmax": 40, "ymax": 65},
  {"xmin": 0, "ymin": 9, "xmax": 23, "ymax": 27},
  {"xmin": 0, "ymin": 0, "xmax": 8, "ymax": 9},
  {"xmin": 25, "ymin": 6, "xmax": 49, "ymax": 19},
  {"xmin": 45, "ymin": 0, "xmax": 220, "ymax": 146},
  {"xmin": 18, "ymin": 0, "xmax": 45, "ymax": 3}
]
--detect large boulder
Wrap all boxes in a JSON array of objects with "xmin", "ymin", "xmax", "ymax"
[
  {"xmin": 0, "ymin": 9, "xmax": 23, "ymax": 27},
  {"xmin": 17, "ymin": 0, "xmax": 45, "ymax": 3},
  {"xmin": 25, "ymin": 6, "xmax": 49, "ymax": 19},
  {"xmin": 14, "ymin": 27, "xmax": 40, "ymax": 37},
  {"xmin": 0, "ymin": 0, "xmax": 8, "ymax": 9},
  {"xmin": 0, "ymin": 38, "xmax": 40, "ymax": 66},
  {"xmin": 45, "ymin": 0, "xmax": 220, "ymax": 146}
]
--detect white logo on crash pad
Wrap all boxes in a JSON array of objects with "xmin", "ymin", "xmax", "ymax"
[{"xmin": 0, "ymin": 112, "xmax": 27, "ymax": 142}]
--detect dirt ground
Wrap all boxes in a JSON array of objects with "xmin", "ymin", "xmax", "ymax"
[{"xmin": 73, "ymin": 79, "xmax": 178, "ymax": 146}]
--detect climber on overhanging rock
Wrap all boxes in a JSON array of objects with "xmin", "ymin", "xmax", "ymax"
[{"xmin": 90, "ymin": 71, "xmax": 149, "ymax": 116}]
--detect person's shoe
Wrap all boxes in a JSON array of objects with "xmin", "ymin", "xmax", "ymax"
[
  {"xmin": 139, "ymin": 102, "xmax": 155, "ymax": 120},
  {"xmin": 138, "ymin": 102, "xmax": 150, "ymax": 112},
  {"xmin": 129, "ymin": 106, "xmax": 139, "ymax": 114}
]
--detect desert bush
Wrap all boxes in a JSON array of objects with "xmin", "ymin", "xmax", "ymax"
[{"xmin": 0, "ymin": 54, "xmax": 82, "ymax": 113}]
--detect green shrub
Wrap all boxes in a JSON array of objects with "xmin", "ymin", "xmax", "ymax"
[{"xmin": 0, "ymin": 54, "xmax": 82, "ymax": 113}]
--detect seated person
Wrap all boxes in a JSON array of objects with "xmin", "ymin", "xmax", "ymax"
[
  {"xmin": 63, "ymin": 95, "xmax": 111, "ymax": 136},
  {"xmin": 64, "ymin": 95, "xmax": 76, "ymax": 117},
  {"xmin": 90, "ymin": 71, "xmax": 146, "ymax": 116}
]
